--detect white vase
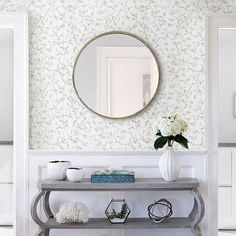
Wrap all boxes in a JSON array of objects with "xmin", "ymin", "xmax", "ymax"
[
  {"xmin": 159, "ymin": 146, "xmax": 180, "ymax": 182},
  {"xmin": 67, "ymin": 167, "xmax": 84, "ymax": 182},
  {"xmin": 47, "ymin": 161, "xmax": 71, "ymax": 181}
]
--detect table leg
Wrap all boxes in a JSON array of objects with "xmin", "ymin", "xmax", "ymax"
[
  {"xmin": 31, "ymin": 190, "xmax": 46, "ymax": 227},
  {"xmin": 35, "ymin": 227, "xmax": 44, "ymax": 236},
  {"xmin": 45, "ymin": 229, "xmax": 50, "ymax": 236},
  {"xmin": 43, "ymin": 191, "xmax": 54, "ymax": 218},
  {"xmin": 192, "ymin": 225, "xmax": 201, "ymax": 236},
  {"xmin": 189, "ymin": 189, "xmax": 205, "ymax": 236},
  {"xmin": 35, "ymin": 227, "xmax": 50, "ymax": 236},
  {"xmin": 31, "ymin": 190, "xmax": 52, "ymax": 235}
]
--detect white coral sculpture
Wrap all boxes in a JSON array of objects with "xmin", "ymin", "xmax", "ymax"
[{"xmin": 56, "ymin": 202, "xmax": 89, "ymax": 224}]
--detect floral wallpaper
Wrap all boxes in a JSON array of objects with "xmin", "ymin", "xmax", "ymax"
[{"xmin": 1, "ymin": 0, "xmax": 236, "ymax": 150}]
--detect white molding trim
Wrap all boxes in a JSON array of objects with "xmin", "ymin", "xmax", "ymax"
[
  {"xmin": 206, "ymin": 14, "xmax": 236, "ymax": 236},
  {"xmin": 28, "ymin": 150, "xmax": 207, "ymax": 156},
  {"xmin": 0, "ymin": 12, "xmax": 29, "ymax": 236}
]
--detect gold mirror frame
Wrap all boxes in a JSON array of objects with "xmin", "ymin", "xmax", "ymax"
[{"xmin": 72, "ymin": 31, "xmax": 160, "ymax": 119}]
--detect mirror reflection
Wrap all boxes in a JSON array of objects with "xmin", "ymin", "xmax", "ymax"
[{"xmin": 73, "ymin": 32, "xmax": 159, "ymax": 118}]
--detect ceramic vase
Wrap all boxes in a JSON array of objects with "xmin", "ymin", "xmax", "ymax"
[
  {"xmin": 159, "ymin": 146, "xmax": 180, "ymax": 182},
  {"xmin": 47, "ymin": 161, "xmax": 71, "ymax": 181},
  {"xmin": 66, "ymin": 167, "xmax": 84, "ymax": 182}
]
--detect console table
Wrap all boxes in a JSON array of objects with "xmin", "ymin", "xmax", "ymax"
[{"xmin": 31, "ymin": 178, "xmax": 205, "ymax": 236}]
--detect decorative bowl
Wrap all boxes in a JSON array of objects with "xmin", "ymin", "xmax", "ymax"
[
  {"xmin": 47, "ymin": 161, "xmax": 71, "ymax": 181},
  {"xmin": 66, "ymin": 167, "xmax": 84, "ymax": 182}
]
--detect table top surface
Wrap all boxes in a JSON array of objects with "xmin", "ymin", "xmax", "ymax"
[{"xmin": 38, "ymin": 178, "xmax": 199, "ymax": 191}]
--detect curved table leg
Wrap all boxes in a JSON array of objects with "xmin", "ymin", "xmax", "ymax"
[
  {"xmin": 189, "ymin": 189, "xmax": 205, "ymax": 236},
  {"xmin": 31, "ymin": 190, "xmax": 51, "ymax": 235},
  {"xmin": 35, "ymin": 227, "xmax": 50, "ymax": 236},
  {"xmin": 45, "ymin": 229, "xmax": 50, "ymax": 236},
  {"xmin": 43, "ymin": 191, "xmax": 54, "ymax": 218},
  {"xmin": 31, "ymin": 190, "xmax": 46, "ymax": 227},
  {"xmin": 35, "ymin": 227, "xmax": 44, "ymax": 236},
  {"xmin": 192, "ymin": 225, "xmax": 201, "ymax": 236}
]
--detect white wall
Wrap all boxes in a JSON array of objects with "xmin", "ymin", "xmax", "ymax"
[
  {"xmin": 0, "ymin": 1, "xmax": 218, "ymax": 150},
  {"xmin": 0, "ymin": 29, "xmax": 13, "ymax": 141},
  {"xmin": 0, "ymin": 29, "xmax": 13, "ymax": 228},
  {"xmin": 218, "ymin": 29, "xmax": 236, "ymax": 143}
]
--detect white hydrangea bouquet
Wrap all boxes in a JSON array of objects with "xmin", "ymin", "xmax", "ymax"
[{"xmin": 154, "ymin": 115, "xmax": 189, "ymax": 150}]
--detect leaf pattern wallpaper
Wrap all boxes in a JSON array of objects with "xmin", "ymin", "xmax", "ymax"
[{"xmin": 0, "ymin": 0, "xmax": 236, "ymax": 150}]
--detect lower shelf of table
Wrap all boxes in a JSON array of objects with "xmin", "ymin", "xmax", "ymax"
[{"xmin": 45, "ymin": 217, "xmax": 192, "ymax": 229}]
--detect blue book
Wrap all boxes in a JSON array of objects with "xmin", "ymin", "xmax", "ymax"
[{"xmin": 91, "ymin": 170, "xmax": 135, "ymax": 183}]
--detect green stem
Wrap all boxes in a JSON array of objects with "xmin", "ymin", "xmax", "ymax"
[{"xmin": 168, "ymin": 139, "xmax": 172, "ymax": 146}]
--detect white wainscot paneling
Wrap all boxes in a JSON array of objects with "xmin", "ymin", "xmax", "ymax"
[
  {"xmin": 0, "ymin": 183, "xmax": 12, "ymax": 225},
  {"xmin": 218, "ymin": 147, "xmax": 236, "ymax": 230},
  {"xmin": 219, "ymin": 232, "xmax": 236, "ymax": 236},
  {"xmin": 218, "ymin": 148, "xmax": 232, "ymax": 186},
  {"xmin": 0, "ymin": 184, "xmax": 12, "ymax": 215},
  {"xmin": 0, "ymin": 227, "xmax": 13, "ymax": 236},
  {"xmin": 28, "ymin": 151, "xmax": 207, "ymax": 236},
  {"xmin": 232, "ymin": 149, "xmax": 236, "ymax": 217},
  {"xmin": 218, "ymin": 187, "xmax": 232, "ymax": 217},
  {"xmin": 0, "ymin": 145, "xmax": 13, "ymax": 226},
  {"xmin": 0, "ymin": 145, "xmax": 13, "ymax": 183}
]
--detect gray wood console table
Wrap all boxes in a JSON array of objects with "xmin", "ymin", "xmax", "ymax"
[{"xmin": 31, "ymin": 178, "xmax": 205, "ymax": 236}]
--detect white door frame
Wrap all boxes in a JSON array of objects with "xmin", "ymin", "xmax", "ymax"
[
  {"xmin": 207, "ymin": 15, "xmax": 236, "ymax": 236},
  {"xmin": 96, "ymin": 46, "xmax": 158, "ymax": 116},
  {"xmin": 0, "ymin": 12, "xmax": 28, "ymax": 236}
]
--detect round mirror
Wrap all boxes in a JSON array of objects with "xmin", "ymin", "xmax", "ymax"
[{"xmin": 73, "ymin": 31, "xmax": 159, "ymax": 118}]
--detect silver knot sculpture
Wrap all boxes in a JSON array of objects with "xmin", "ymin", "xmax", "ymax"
[{"xmin": 147, "ymin": 198, "xmax": 173, "ymax": 223}]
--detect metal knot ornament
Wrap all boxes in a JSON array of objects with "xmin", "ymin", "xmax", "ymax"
[{"xmin": 147, "ymin": 198, "xmax": 173, "ymax": 223}]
